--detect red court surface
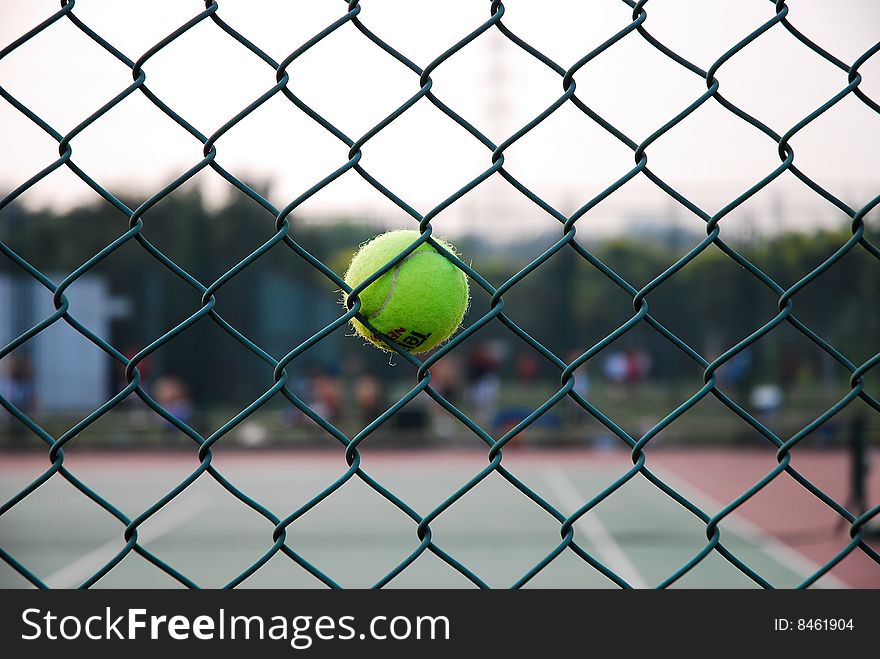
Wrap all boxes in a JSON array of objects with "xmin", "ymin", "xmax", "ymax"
[{"xmin": 651, "ymin": 448, "xmax": 880, "ymax": 588}]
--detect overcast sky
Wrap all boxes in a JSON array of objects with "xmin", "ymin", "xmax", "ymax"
[{"xmin": 1, "ymin": 0, "xmax": 878, "ymax": 238}]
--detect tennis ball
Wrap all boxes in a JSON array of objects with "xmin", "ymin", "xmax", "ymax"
[{"xmin": 343, "ymin": 230, "xmax": 469, "ymax": 354}]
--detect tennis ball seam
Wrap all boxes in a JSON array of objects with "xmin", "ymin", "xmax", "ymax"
[
  {"xmin": 343, "ymin": 230, "xmax": 468, "ymax": 353},
  {"xmin": 367, "ymin": 251, "xmax": 434, "ymax": 321}
]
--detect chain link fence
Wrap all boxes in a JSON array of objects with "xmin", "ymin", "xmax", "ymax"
[{"xmin": 1, "ymin": 0, "xmax": 878, "ymax": 588}]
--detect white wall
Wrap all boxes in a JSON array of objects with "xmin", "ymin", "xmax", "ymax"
[
  {"xmin": 29, "ymin": 276, "xmax": 115, "ymax": 412},
  {"xmin": 1, "ymin": 275, "xmax": 126, "ymax": 412}
]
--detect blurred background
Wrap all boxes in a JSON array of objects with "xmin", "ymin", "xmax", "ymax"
[
  {"xmin": 0, "ymin": 0, "xmax": 879, "ymax": 588},
  {"xmin": 1, "ymin": 0, "xmax": 878, "ymax": 450},
  {"xmin": 1, "ymin": 195, "xmax": 878, "ymax": 450}
]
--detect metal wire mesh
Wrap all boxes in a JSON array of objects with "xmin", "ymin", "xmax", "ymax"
[{"xmin": 1, "ymin": 0, "xmax": 878, "ymax": 589}]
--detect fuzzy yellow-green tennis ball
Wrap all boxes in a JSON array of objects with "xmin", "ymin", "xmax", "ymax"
[{"xmin": 343, "ymin": 230, "xmax": 469, "ymax": 353}]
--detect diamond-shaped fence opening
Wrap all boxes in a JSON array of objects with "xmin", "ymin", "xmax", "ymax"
[{"xmin": 0, "ymin": 0, "xmax": 878, "ymax": 589}]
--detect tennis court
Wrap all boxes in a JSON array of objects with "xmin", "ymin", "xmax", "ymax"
[{"xmin": 2, "ymin": 448, "xmax": 876, "ymax": 589}]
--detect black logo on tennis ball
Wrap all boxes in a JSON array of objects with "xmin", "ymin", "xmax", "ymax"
[{"xmin": 386, "ymin": 327, "xmax": 432, "ymax": 351}]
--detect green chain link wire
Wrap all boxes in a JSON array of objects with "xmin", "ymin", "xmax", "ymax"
[{"xmin": 1, "ymin": 0, "xmax": 878, "ymax": 589}]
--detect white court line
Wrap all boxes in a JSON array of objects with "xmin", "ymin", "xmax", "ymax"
[
  {"xmin": 45, "ymin": 495, "xmax": 212, "ymax": 588},
  {"xmin": 652, "ymin": 466, "xmax": 849, "ymax": 589},
  {"xmin": 543, "ymin": 466, "xmax": 648, "ymax": 588}
]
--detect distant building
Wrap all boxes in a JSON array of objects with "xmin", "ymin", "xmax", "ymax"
[{"xmin": 0, "ymin": 274, "xmax": 129, "ymax": 412}]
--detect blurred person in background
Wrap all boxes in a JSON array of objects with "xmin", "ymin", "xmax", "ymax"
[
  {"xmin": 151, "ymin": 374, "xmax": 193, "ymax": 436},
  {"xmin": 624, "ymin": 348, "xmax": 651, "ymax": 385},
  {"xmin": 748, "ymin": 383, "xmax": 784, "ymax": 445},
  {"xmin": 778, "ymin": 345, "xmax": 800, "ymax": 393},
  {"xmin": 602, "ymin": 350, "xmax": 628, "ymax": 395},
  {"xmin": 116, "ymin": 345, "xmax": 154, "ymax": 431},
  {"xmin": 836, "ymin": 412, "xmax": 876, "ymax": 537},
  {"xmin": 602, "ymin": 348, "xmax": 651, "ymax": 397},
  {"xmin": 717, "ymin": 346, "xmax": 752, "ymax": 398},
  {"xmin": 466, "ymin": 342, "xmax": 501, "ymax": 429},
  {"xmin": 116, "ymin": 344, "xmax": 154, "ymax": 392},
  {"xmin": 0, "ymin": 354, "xmax": 35, "ymax": 444},
  {"xmin": 428, "ymin": 354, "xmax": 464, "ymax": 440},
  {"xmin": 515, "ymin": 352, "xmax": 540, "ymax": 382},
  {"xmin": 282, "ymin": 368, "xmax": 314, "ymax": 427},
  {"xmin": 562, "ymin": 348, "xmax": 591, "ymax": 430},
  {"xmin": 389, "ymin": 386, "xmax": 431, "ymax": 438},
  {"xmin": 309, "ymin": 369, "xmax": 343, "ymax": 425},
  {"xmin": 353, "ymin": 374, "xmax": 385, "ymax": 428}
]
